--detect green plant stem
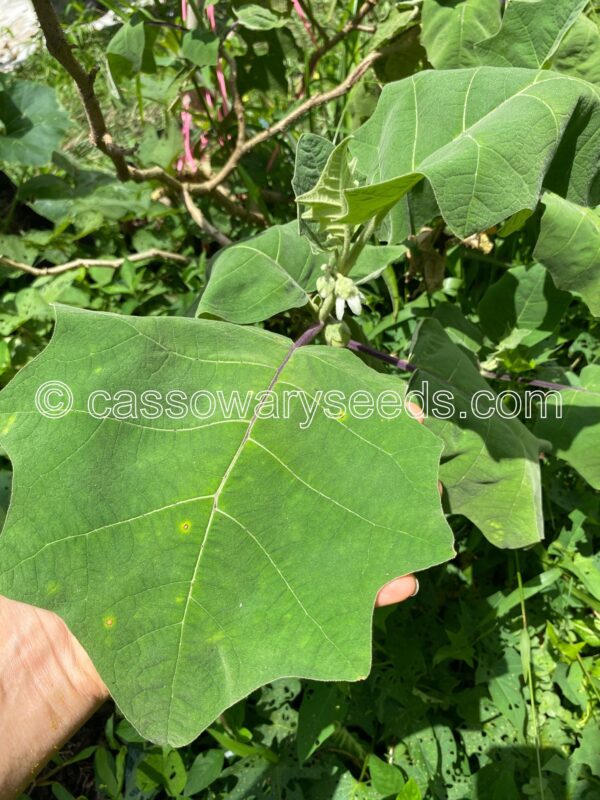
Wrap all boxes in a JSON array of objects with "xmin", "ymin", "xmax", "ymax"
[{"xmin": 516, "ymin": 553, "xmax": 545, "ymax": 800}]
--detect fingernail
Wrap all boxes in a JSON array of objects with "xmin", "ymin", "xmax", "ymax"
[{"xmin": 410, "ymin": 578, "xmax": 420, "ymax": 597}]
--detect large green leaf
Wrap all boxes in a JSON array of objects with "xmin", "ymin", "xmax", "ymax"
[
  {"xmin": 197, "ymin": 223, "xmax": 405, "ymax": 324},
  {"xmin": 473, "ymin": 0, "xmax": 588, "ymax": 68},
  {"xmin": 409, "ymin": 319, "xmax": 547, "ymax": 548},
  {"xmin": 534, "ymin": 193, "xmax": 600, "ymax": 316},
  {"xmin": 341, "ymin": 68, "xmax": 600, "ymax": 239},
  {"xmin": 552, "ymin": 13, "xmax": 600, "ymax": 86},
  {"xmin": 421, "ymin": 0, "xmax": 500, "ymax": 69},
  {"xmin": 0, "ymin": 306, "xmax": 453, "ymax": 746},
  {"xmin": 478, "ymin": 262, "xmax": 571, "ymax": 348},
  {"xmin": 534, "ymin": 364, "xmax": 600, "ymax": 489},
  {"xmin": 0, "ymin": 80, "xmax": 71, "ymax": 166}
]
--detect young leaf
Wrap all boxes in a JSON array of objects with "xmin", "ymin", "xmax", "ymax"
[
  {"xmin": 196, "ymin": 223, "xmax": 327, "ymax": 323},
  {"xmin": 421, "ymin": 0, "xmax": 500, "ymax": 69},
  {"xmin": 534, "ymin": 364, "xmax": 600, "ymax": 490},
  {"xmin": 534, "ymin": 193, "xmax": 600, "ymax": 316},
  {"xmin": 296, "ymin": 138, "xmax": 356, "ymax": 248},
  {"xmin": 197, "ymin": 223, "xmax": 405, "ymax": 323},
  {"xmin": 343, "ymin": 68, "xmax": 600, "ymax": 239},
  {"xmin": 296, "ymin": 683, "xmax": 347, "ymax": 763},
  {"xmin": 106, "ymin": 14, "xmax": 156, "ymax": 82},
  {"xmin": 0, "ymin": 306, "xmax": 453, "ymax": 746},
  {"xmin": 292, "ymin": 134, "xmax": 335, "ymax": 248},
  {"xmin": 409, "ymin": 319, "xmax": 547, "ymax": 548},
  {"xmin": 473, "ymin": 0, "xmax": 588, "ymax": 68}
]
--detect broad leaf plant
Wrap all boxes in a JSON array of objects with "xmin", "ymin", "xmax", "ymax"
[{"xmin": 0, "ymin": 0, "xmax": 599, "ymax": 749}]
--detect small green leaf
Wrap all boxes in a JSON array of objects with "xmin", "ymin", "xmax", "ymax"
[
  {"xmin": 368, "ymin": 754, "xmax": 405, "ymax": 795},
  {"xmin": 478, "ymin": 263, "xmax": 571, "ymax": 347},
  {"xmin": 184, "ymin": 749, "xmax": 224, "ymax": 795},
  {"xmin": 396, "ymin": 777, "xmax": 422, "ymax": 800},
  {"xmin": 297, "ymin": 683, "xmax": 347, "ymax": 762},
  {"xmin": 197, "ymin": 222, "xmax": 327, "ymax": 323},
  {"xmin": 181, "ymin": 30, "xmax": 219, "ymax": 68},
  {"xmin": 234, "ymin": 5, "xmax": 287, "ymax": 30},
  {"xmin": 297, "ymin": 138, "xmax": 356, "ymax": 248},
  {"xmin": 292, "ymin": 134, "xmax": 335, "ymax": 247},
  {"xmin": 106, "ymin": 14, "xmax": 156, "ymax": 82}
]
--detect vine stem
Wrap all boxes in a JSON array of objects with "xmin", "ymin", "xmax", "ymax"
[{"xmin": 346, "ymin": 339, "xmax": 585, "ymax": 393}]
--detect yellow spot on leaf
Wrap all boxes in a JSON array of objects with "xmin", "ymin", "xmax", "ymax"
[
  {"xmin": 206, "ymin": 631, "xmax": 225, "ymax": 644},
  {"xmin": 178, "ymin": 520, "xmax": 192, "ymax": 534},
  {"xmin": 46, "ymin": 580, "xmax": 60, "ymax": 596},
  {"xmin": 1, "ymin": 414, "xmax": 16, "ymax": 435},
  {"xmin": 103, "ymin": 614, "xmax": 116, "ymax": 630}
]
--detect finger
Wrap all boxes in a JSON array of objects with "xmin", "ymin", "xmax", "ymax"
[
  {"xmin": 375, "ymin": 574, "xmax": 419, "ymax": 607},
  {"xmin": 406, "ymin": 401, "xmax": 424, "ymax": 423}
]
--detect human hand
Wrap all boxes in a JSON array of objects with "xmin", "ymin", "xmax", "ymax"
[{"xmin": 0, "ymin": 595, "xmax": 108, "ymax": 799}]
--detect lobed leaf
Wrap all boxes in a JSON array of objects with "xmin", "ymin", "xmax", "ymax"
[
  {"xmin": 341, "ymin": 68, "xmax": 600, "ymax": 240},
  {"xmin": 0, "ymin": 306, "xmax": 453, "ymax": 746},
  {"xmin": 473, "ymin": 0, "xmax": 588, "ymax": 68}
]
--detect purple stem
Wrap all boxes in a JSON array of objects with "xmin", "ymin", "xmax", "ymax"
[
  {"xmin": 295, "ymin": 321, "xmax": 324, "ymax": 349},
  {"xmin": 347, "ymin": 339, "xmax": 415, "ymax": 373},
  {"xmin": 348, "ymin": 339, "xmax": 584, "ymax": 393}
]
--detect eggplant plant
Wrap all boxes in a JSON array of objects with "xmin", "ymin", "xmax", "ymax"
[{"xmin": 0, "ymin": 0, "xmax": 599, "ymax": 752}]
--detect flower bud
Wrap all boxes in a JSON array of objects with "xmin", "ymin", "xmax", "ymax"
[{"xmin": 325, "ymin": 321, "xmax": 351, "ymax": 348}]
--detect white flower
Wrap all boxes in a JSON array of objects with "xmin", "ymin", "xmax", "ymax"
[{"xmin": 334, "ymin": 275, "xmax": 364, "ymax": 319}]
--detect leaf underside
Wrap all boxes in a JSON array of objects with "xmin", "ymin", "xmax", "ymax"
[
  {"xmin": 0, "ymin": 307, "xmax": 453, "ymax": 746},
  {"xmin": 344, "ymin": 67, "xmax": 600, "ymax": 240}
]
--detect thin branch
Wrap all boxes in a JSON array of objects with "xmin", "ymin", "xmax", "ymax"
[
  {"xmin": 182, "ymin": 188, "xmax": 232, "ymax": 246},
  {"xmin": 189, "ymin": 46, "xmax": 386, "ymax": 195},
  {"xmin": 0, "ymin": 249, "xmax": 189, "ymax": 277},
  {"xmin": 30, "ymin": 0, "xmax": 132, "ymax": 181},
  {"xmin": 30, "ymin": 0, "xmax": 394, "ymax": 238}
]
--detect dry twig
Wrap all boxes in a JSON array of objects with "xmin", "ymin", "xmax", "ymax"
[{"xmin": 0, "ymin": 249, "xmax": 188, "ymax": 277}]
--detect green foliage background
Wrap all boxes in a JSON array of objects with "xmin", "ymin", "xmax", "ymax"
[{"xmin": 0, "ymin": 0, "xmax": 598, "ymax": 798}]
